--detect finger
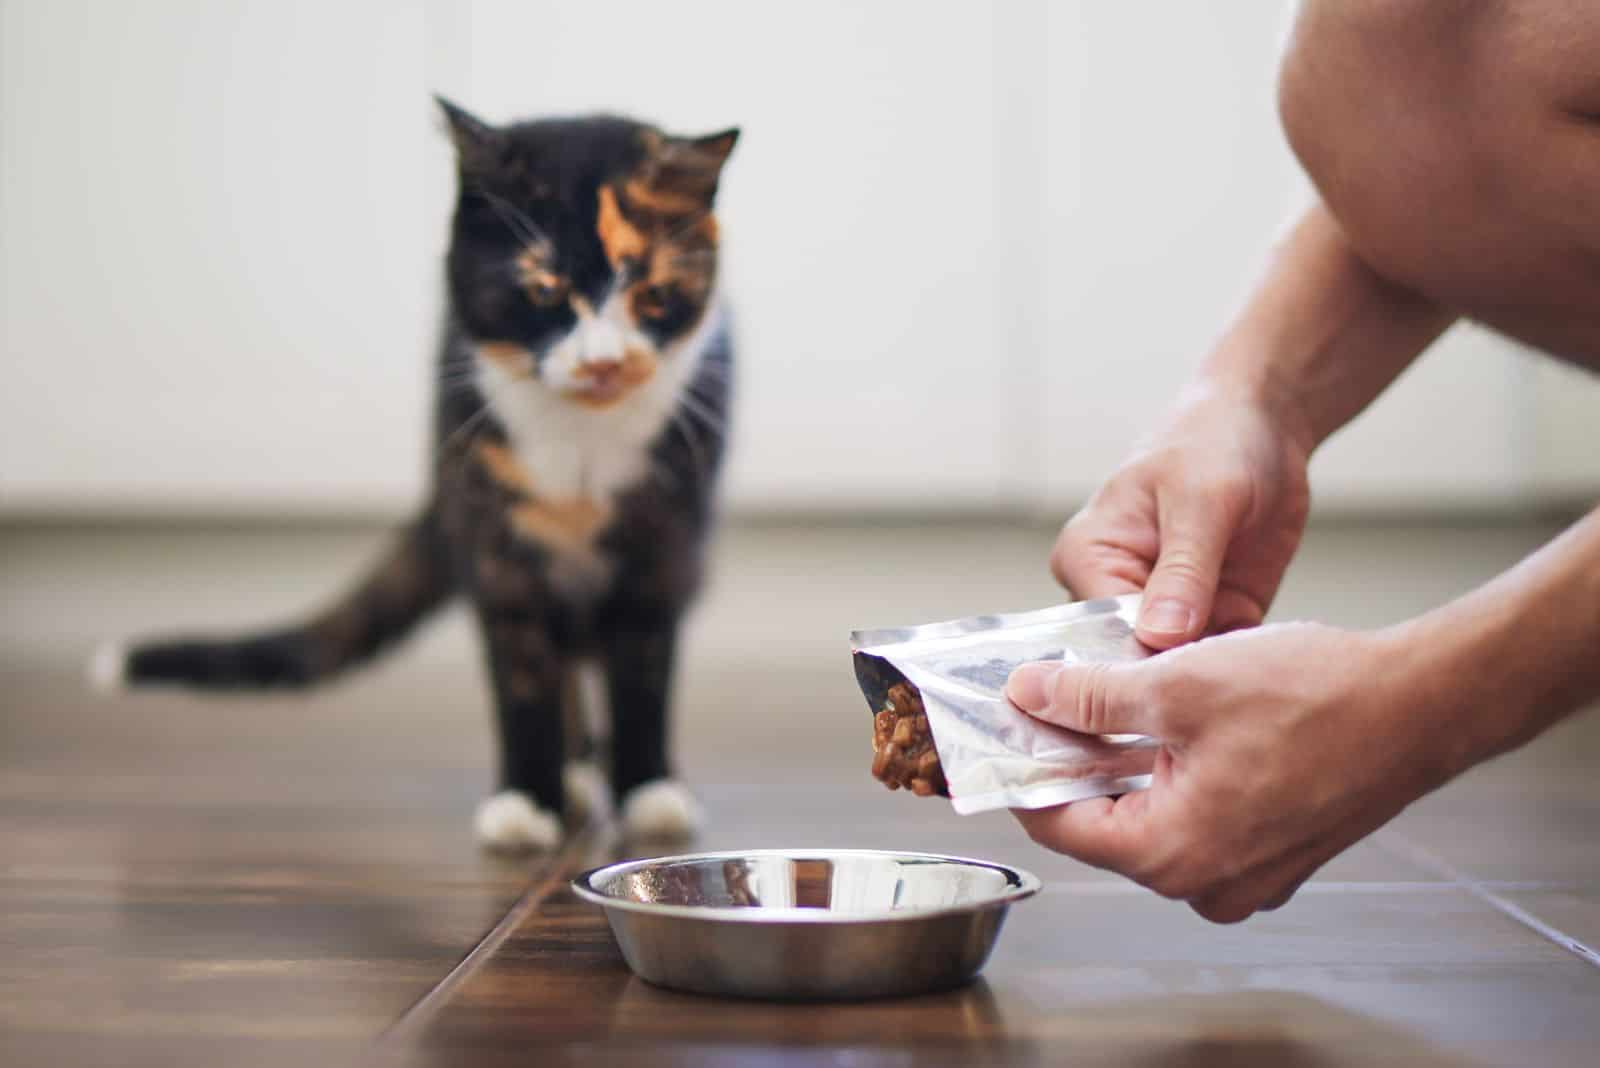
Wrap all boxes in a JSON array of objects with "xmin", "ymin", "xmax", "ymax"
[
  {"xmin": 1011, "ymin": 792, "xmax": 1151, "ymax": 875},
  {"xmin": 1261, "ymin": 844, "xmax": 1341, "ymax": 911},
  {"xmin": 1005, "ymin": 659, "xmax": 1164, "ymax": 738},
  {"xmin": 1189, "ymin": 894, "xmax": 1258, "ymax": 925},
  {"xmin": 1138, "ymin": 492, "xmax": 1238, "ymax": 649},
  {"xmin": 1193, "ymin": 867, "xmax": 1303, "ymax": 923},
  {"xmin": 1066, "ymin": 569, "xmax": 1143, "ymax": 603},
  {"xmin": 1205, "ymin": 586, "xmax": 1267, "ymax": 636},
  {"xmin": 1191, "ymin": 839, "xmax": 1334, "ymax": 922},
  {"xmin": 1189, "ymin": 867, "xmax": 1294, "ymax": 924},
  {"xmin": 1260, "ymin": 879, "xmax": 1306, "ymax": 912},
  {"xmin": 1051, "ymin": 540, "xmax": 1147, "ymax": 602}
]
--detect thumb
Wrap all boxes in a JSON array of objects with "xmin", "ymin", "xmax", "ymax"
[
  {"xmin": 1138, "ymin": 495, "xmax": 1233, "ymax": 648},
  {"xmin": 1005, "ymin": 660, "xmax": 1161, "ymax": 737}
]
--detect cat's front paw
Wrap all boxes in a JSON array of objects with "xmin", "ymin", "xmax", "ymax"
[
  {"xmin": 562, "ymin": 761, "xmax": 612, "ymax": 827},
  {"xmin": 620, "ymin": 779, "xmax": 703, "ymax": 840},
  {"xmin": 87, "ymin": 640, "xmax": 127, "ymax": 694},
  {"xmin": 474, "ymin": 790, "xmax": 561, "ymax": 852}
]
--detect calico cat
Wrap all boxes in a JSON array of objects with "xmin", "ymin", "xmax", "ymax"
[{"xmin": 91, "ymin": 99, "xmax": 738, "ymax": 851}]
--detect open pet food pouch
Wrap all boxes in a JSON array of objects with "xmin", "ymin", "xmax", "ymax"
[{"xmin": 852, "ymin": 594, "xmax": 1159, "ymax": 815}]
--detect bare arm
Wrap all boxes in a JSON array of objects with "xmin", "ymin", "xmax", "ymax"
[
  {"xmin": 1402, "ymin": 506, "xmax": 1600, "ymax": 778},
  {"xmin": 1205, "ymin": 202, "xmax": 1454, "ymax": 458},
  {"xmin": 1051, "ymin": 201, "xmax": 1453, "ymax": 651}
]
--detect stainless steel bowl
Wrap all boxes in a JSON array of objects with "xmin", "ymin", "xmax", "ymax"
[{"xmin": 571, "ymin": 848, "xmax": 1041, "ymax": 1000}]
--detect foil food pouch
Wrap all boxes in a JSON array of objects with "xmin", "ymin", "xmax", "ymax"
[{"xmin": 852, "ymin": 594, "xmax": 1158, "ymax": 815}]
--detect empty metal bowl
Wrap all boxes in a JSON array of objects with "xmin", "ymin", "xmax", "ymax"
[{"xmin": 570, "ymin": 848, "xmax": 1041, "ymax": 1000}]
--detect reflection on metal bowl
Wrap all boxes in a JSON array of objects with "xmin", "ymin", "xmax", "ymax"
[{"xmin": 571, "ymin": 848, "xmax": 1041, "ymax": 1001}]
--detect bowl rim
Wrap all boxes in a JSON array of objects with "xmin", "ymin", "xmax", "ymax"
[{"xmin": 569, "ymin": 847, "xmax": 1043, "ymax": 924}]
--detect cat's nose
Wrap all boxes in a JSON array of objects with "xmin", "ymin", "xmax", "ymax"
[
  {"xmin": 578, "ymin": 319, "xmax": 625, "ymax": 365},
  {"xmin": 579, "ymin": 361, "xmax": 621, "ymax": 388},
  {"xmin": 572, "ymin": 356, "xmax": 627, "ymax": 403}
]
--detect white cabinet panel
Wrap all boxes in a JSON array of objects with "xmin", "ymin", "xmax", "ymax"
[
  {"xmin": 1526, "ymin": 354, "xmax": 1600, "ymax": 503},
  {"xmin": 1038, "ymin": 1, "xmax": 1305, "ymax": 505},
  {"xmin": 0, "ymin": 0, "xmax": 436, "ymax": 515}
]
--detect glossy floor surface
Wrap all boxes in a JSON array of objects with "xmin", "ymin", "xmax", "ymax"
[{"xmin": 2, "ymin": 519, "xmax": 1596, "ymax": 1065}]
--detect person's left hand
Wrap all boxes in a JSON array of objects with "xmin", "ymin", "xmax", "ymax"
[{"xmin": 1005, "ymin": 620, "xmax": 1460, "ymax": 922}]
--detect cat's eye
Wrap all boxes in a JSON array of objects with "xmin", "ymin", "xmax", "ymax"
[
  {"xmin": 635, "ymin": 283, "xmax": 673, "ymax": 319},
  {"xmin": 525, "ymin": 271, "xmax": 569, "ymax": 307}
]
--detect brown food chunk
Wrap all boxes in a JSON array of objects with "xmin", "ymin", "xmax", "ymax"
[{"xmin": 870, "ymin": 682, "xmax": 948, "ymax": 798}]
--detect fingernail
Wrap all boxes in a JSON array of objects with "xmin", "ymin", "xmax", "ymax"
[
  {"xmin": 1140, "ymin": 598, "xmax": 1194, "ymax": 636},
  {"xmin": 1005, "ymin": 662, "xmax": 1061, "ymax": 713}
]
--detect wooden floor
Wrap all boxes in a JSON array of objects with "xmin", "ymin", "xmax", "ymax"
[{"xmin": 3, "ymin": 520, "xmax": 1598, "ymax": 1066}]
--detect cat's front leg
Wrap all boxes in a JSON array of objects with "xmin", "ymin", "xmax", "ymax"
[
  {"xmin": 473, "ymin": 613, "xmax": 568, "ymax": 852},
  {"xmin": 602, "ymin": 614, "xmax": 703, "ymax": 840}
]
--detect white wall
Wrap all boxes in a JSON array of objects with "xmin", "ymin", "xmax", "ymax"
[
  {"xmin": 1, "ymin": 0, "xmax": 1594, "ymax": 519},
  {"xmin": 1, "ymin": 0, "xmax": 436, "ymax": 516}
]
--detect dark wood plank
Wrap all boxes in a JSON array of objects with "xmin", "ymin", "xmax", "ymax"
[
  {"xmin": 402, "ymin": 774, "xmax": 1600, "ymax": 1066},
  {"xmin": 0, "ymin": 648, "xmax": 541, "ymax": 1064}
]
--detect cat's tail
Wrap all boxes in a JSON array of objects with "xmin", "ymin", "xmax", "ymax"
[{"xmin": 91, "ymin": 514, "xmax": 454, "ymax": 692}]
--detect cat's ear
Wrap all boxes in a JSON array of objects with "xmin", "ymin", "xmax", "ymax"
[
  {"xmin": 434, "ymin": 94, "xmax": 503, "ymax": 174},
  {"xmin": 686, "ymin": 128, "xmax": 740, "ymax": 166},
  {"xmin": 648, "ymin": 127, "xmax": 740, "ymax": 204}
]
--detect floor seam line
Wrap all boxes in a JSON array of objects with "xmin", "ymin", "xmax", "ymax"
[
  {"xmin": 375, "ymin": 831, "xmax": 594, "ymax": 1047},
  {"xmin": 1376, "ymin": 830, "xmax": 1600, "ymax": 970}
]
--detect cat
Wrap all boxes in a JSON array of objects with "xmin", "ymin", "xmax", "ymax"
[{"xmin": 90, "ymin": 98, "xmax": 738, "ymax": 852}]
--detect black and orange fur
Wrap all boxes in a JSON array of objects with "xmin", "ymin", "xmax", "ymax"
[{"xmin": 115, "ymin": 100, "xmax": 738, "ymax": 844}]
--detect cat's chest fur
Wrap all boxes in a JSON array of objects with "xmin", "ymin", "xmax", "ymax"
[{"xmin": 471, "ymin": 306, "xmax": 718, "ymax": 595}]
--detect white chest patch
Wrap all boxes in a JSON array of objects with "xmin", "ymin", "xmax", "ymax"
[{"xmin": 471, "ymin": 302, "xmax": 720, "ymax": 596}]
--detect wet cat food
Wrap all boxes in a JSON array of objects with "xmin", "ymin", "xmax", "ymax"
[{"xmin": 869, "ymin": 682, "xmax": 947, "ymax": 797}]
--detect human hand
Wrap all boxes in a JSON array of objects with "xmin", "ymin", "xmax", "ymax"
[
  {"xmin": 1005, "ymin": 621, "xmax": 1459, "ymax": 923},
  {"xmin": 1051, "ymin": 383, "xmax": 1313, "ymax": 649}
]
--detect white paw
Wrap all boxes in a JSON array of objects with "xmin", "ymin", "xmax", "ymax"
[
  {"xmin": 474, "ymin": 790, "xmax": 561, "ymax": 852},
  {"xmin": 563, "ymin": 761, "xmax": 612, "ymax": 826},
  {"xmin": 88, "ymin": 641, "xmax": 127, "ymax": 695},
  {"xmin": 620, "ymin": 779, "xmax": 703, "ymax": 840}
]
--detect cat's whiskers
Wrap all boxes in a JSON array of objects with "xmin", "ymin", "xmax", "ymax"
[
  {"xmin": 437, "ymin": 379, "xmax": 486, "ymax": 400},
  {"xmin": 435, "ymin": 360, "xmax": 496, "ymax": 398},
  {"xmin": 469, "ymin": 182, "xmax": 551, "ymax": 250},
  {"xmin": 437, "ymin": 381, "xmax": 480, "ymax": 400},
  {"xmin": 433, "ymin": 359, "xmax": 534, "ymax": 466},
  {"xmin": 666, "ymin": 366, "xmax": 732, "ymax": 502},
  {"xmin": 674, "ymin": 389, "xmax": 727, "ymax": 440},
  {"xmin": 683, "ymin": 390, "xmax": 729, "ymax": 428},
  {"xmin": 437, "ymin": 362, "xmax": 486, "ymax": 387},
  {"xmin": 487, "ymin": 199, "xmax": 542, "ymax": 250},
  {"xmin": 665, "ymin": 407, "xmax": 711, "ymax": 498},
  {"xmin": 685, "ymin": 359, "xmax": 732, "ymax": 388},
  {"xmin": 675, "ymin": 361, "xmax": 730, "ymax": 412}
]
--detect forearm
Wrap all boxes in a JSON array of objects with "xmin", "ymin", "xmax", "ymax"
[
  {"xmin": 1198, "ymin": 202, "xmax": 1456, "ymax": 453},
  {"xmin": 1396, "ymin": 506, "xmax": 1600, "ymax": 782}
]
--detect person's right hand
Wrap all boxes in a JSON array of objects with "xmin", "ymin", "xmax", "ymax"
[{"xmin": 1052, "ymin": 383, "xmax": 1314, "ymax": 648}]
